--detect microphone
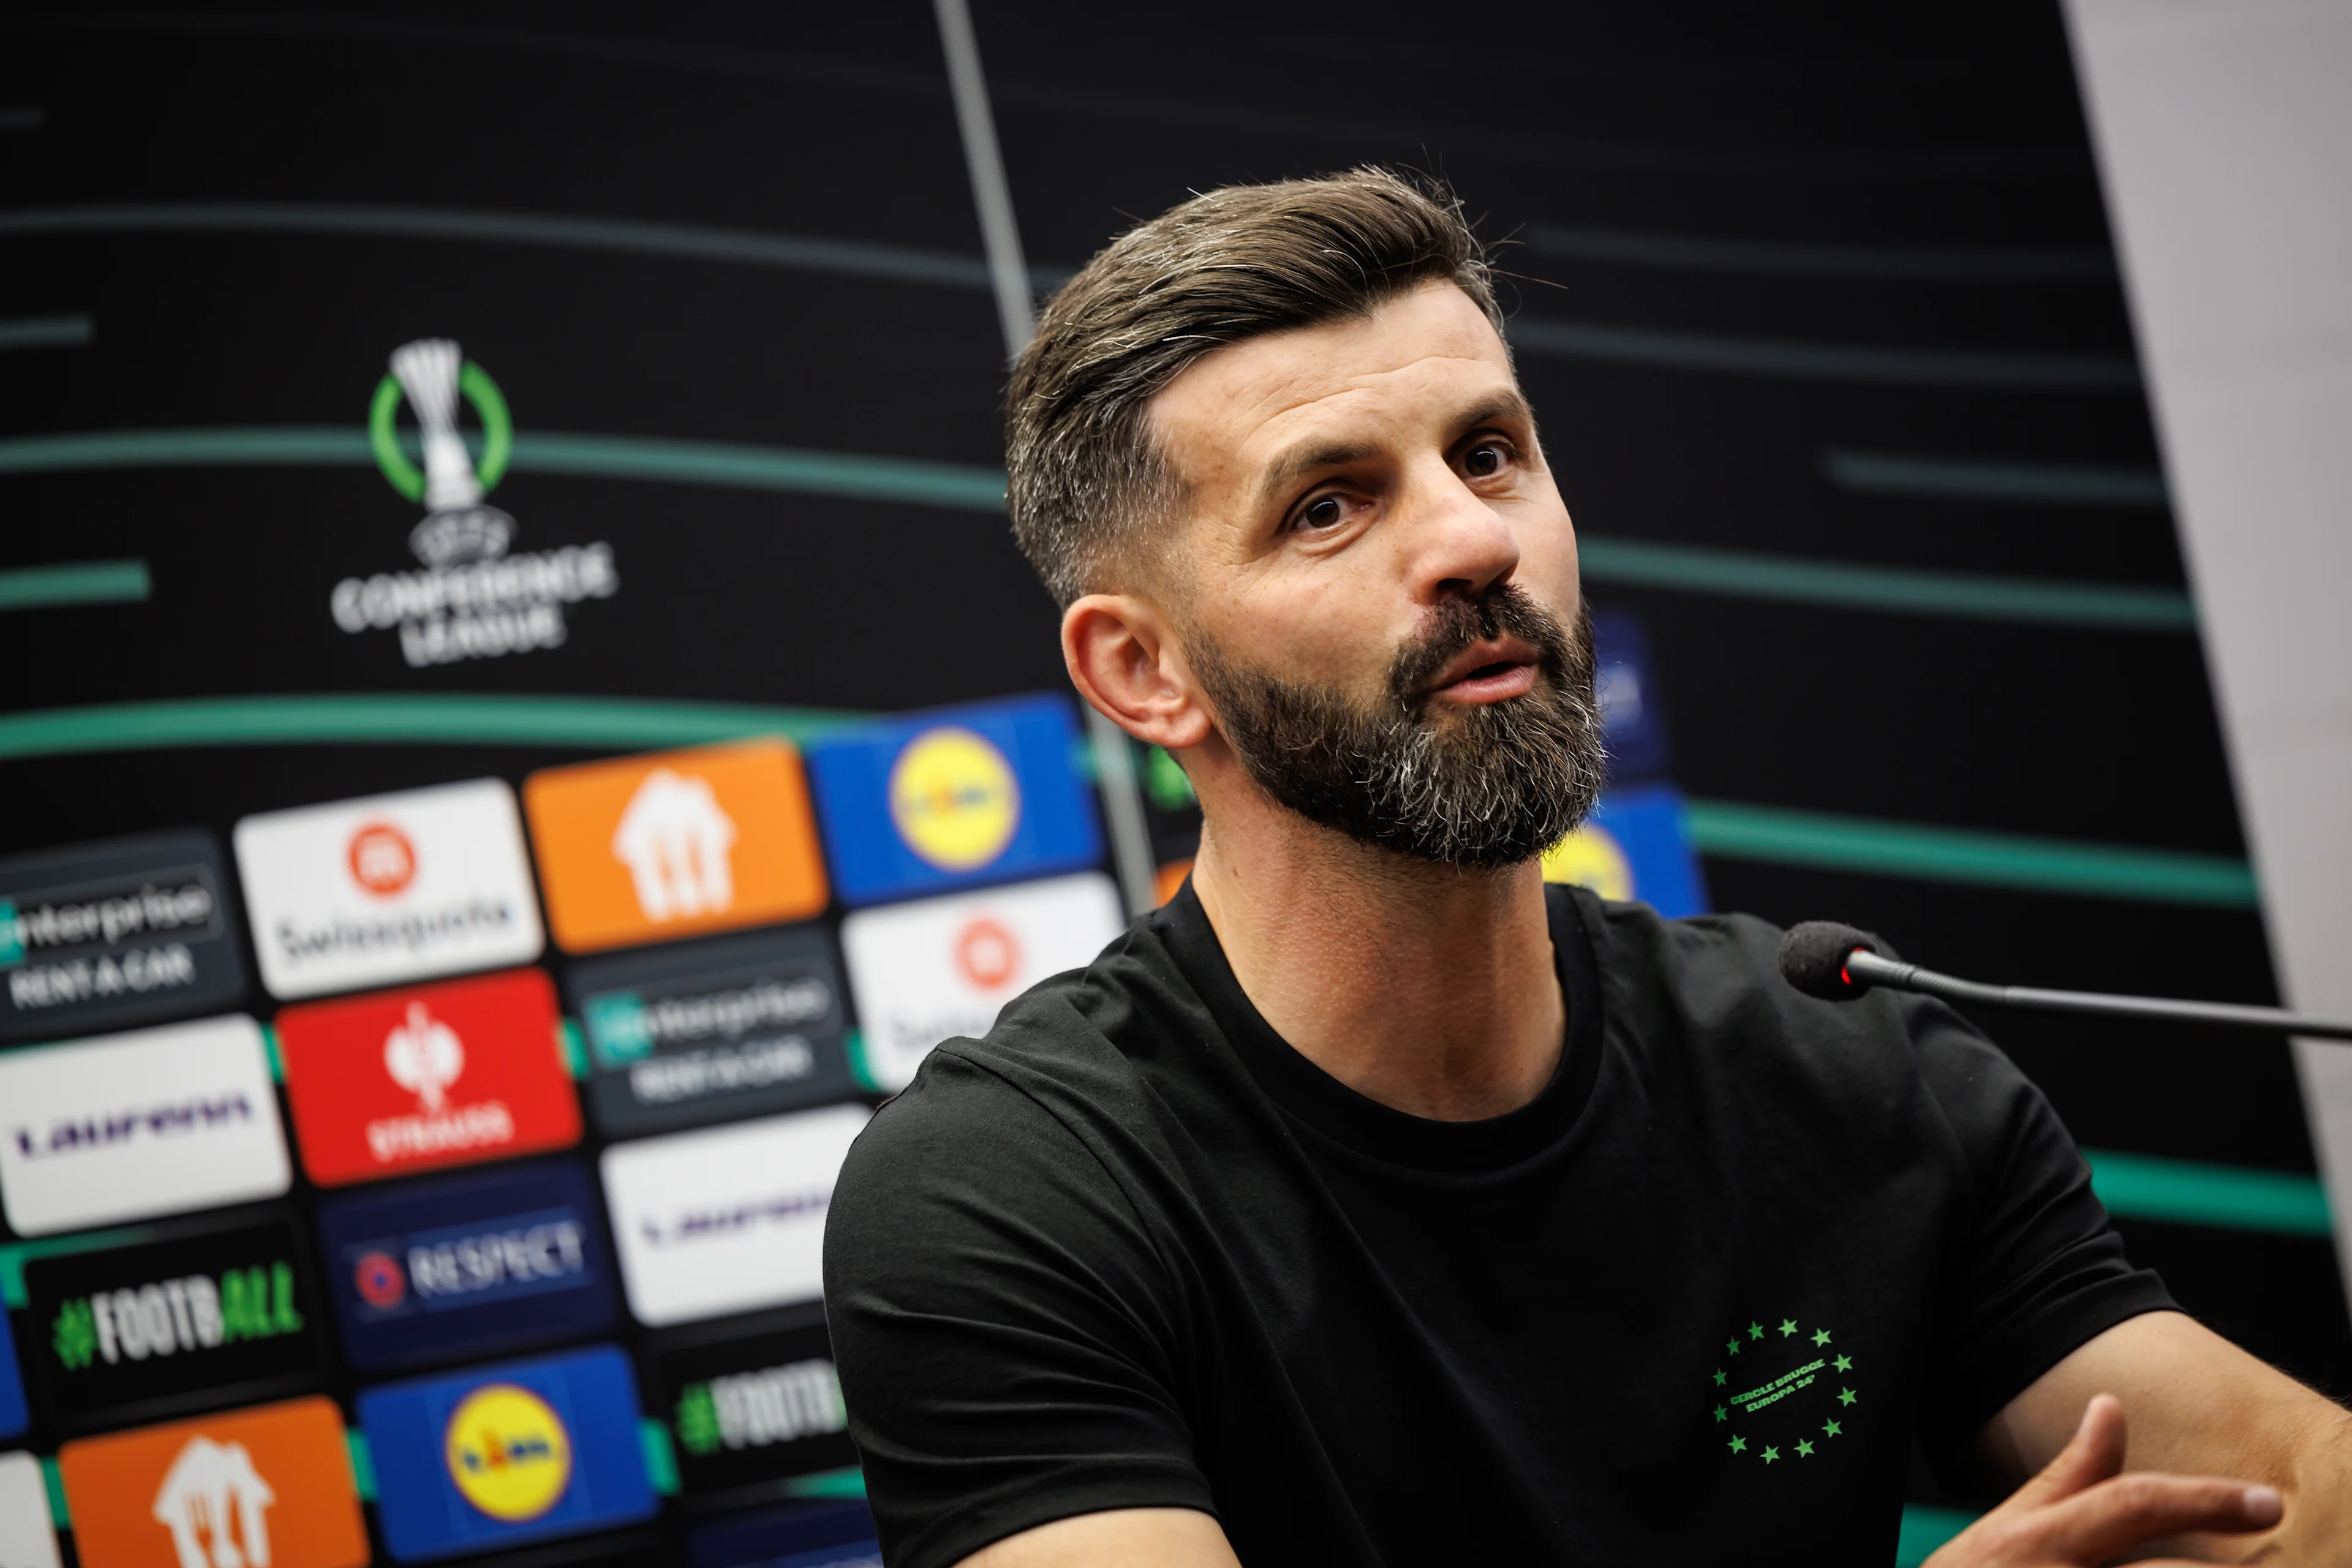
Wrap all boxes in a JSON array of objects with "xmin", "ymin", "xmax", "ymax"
[{"xmin": 1776, "ymin": 921, "xmax": 2352, "ymax": 1041}]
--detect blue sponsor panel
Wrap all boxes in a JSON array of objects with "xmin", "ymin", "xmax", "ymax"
[
  {"xmin": 360, "ymin": 1343, "xmax": 655, "ymax": 1561},
  {"xmin": 1591, "ymin": 607, "xmax": 1674, "ymax": 786},
  {"xmin": 0, "ymin": 1297, "xmax": 28, "ymax": 1439},
  {"xmin": 690, "ymin": 1501, "xmax": 882, "ymax": 1568},
  {"xmin": 314, "ymin": 1161, "xmax": 617, "ymax": 1374},
  {"xmin": 1589, "ymin": 783, "xmax": 1709, "ymax": 918},
  {"xmin": 804, "ymin": 693, "xmax": 1101, "ymax": 907}
]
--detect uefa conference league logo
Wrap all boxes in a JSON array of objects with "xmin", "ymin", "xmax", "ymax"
[{"xmin": 330, "ymin": 339, "xmax": 620, "ymax": 669}]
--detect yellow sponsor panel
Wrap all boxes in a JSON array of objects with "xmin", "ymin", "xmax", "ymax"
[
  {"xmin": 889, "ymin": 727, "xmax": 1022, "ymax": 871},
  {"xmin": 1541, "ymin": 823, "xmax": 1635, "ymax": 901},
  {"xmin": 445, "ymin": 1382, "xmax": 573, "ymax": 1522}
]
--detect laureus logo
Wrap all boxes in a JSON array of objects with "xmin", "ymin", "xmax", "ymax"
[{"xmin": 330, "ymin": 339, "xmax": 620, "ymax": 668}]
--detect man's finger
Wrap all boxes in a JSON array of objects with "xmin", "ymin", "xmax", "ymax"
[
  {"xmin": 2007, "ymin": 1393, "xmax": 2127, "ymax": 1510},
  {"xmin": 2039, "ymin": 1471, "xmax": 2283, "ymax": 1559}
]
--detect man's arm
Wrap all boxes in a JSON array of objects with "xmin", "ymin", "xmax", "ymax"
[
  {"xmin": 1928, "ymin": 1310, "xmax": 2350, "ymax": 1565},
  {"xmin": 954, "ymin": 1509, "xmax": 1242, "ymax": 1568}
]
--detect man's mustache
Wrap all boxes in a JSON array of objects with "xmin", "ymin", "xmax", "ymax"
[{"xmin": 1386, "ymin": 584, "xmax": 1573, "ymax": 709}]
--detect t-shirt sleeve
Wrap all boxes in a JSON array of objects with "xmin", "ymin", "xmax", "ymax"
[
  {"xmin": 823, "ymin": 1046, "xmax": 1214, "ymax": 1568},
  {"xmin": 1904, "ymin": 997, "xmax": 2177, "ymax": 1437}
]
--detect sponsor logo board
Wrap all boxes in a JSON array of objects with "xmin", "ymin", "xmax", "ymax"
[
  {"xmin": 805, "ymin": 694, "xmax": 1102, "ymax": 907},
  {"xmin": 1540, "ymin": 782, "xmax": 1709, "ymax": 919},
  {"xmin": 277, "ymin": 968, "xmax": 579, "ymax": 1186},
  {"xmin": 26, "ymin": 1216, "xmax": 325, "ymax": 1433},
  {"xmin": 0, "ymin": 1268, "xmax": 25, "ymax": 1439},
  {"xmin": 341, "ymin": 339, "xmax": 620, "ymax": 669},
  {"xmin": 600, "ymin": 1105, "xmax": 869, "ymax": 1327},
  {"xmin": 688, "ymin": 1501, "xmax": 880, "ymax": 1568},
  {"xmin": 315, "ymin": 1159, "xmax": 616, "ymax": 1373},
  {"xmin": 840, "ymin": 873, "xmax": 1124, "ymax": 1090},
  {"xmin": 0, "ymin": 1450, "xmax": 62, "ymax": 1568},
  {"xmin": 57, "ymin": 1395, "xmax": 366, "ymax": 1568},
  {"xmin": 656, "ymin": 1321, "xmax": 855, "ymax": 1498},
  {"xmin": 0, "ymin": 831, "xmax": 246, "ymax": 1045},
  {"xmin": 566, "ymin": 927, "xmax": 856, "ymax": 1136},
  {"xmin": 525, "ymin": 738, "xmax": 829, "ymax": 954},
  {"xmin": 358, "ymin": 1344, "xmax": 654, "ymax": 1561},
  {"xmin": 0, "ymin": 1016, "xmax": 291, "ymax": 1237},
  {"xmin": 234, "ymin": 778, "xmax": 544, "ymax": 1000}
]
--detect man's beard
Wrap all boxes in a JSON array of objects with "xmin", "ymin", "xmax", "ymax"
[{"xmin": 1186, "ymin": 584, "xmax": 1606, "ymax": 870}]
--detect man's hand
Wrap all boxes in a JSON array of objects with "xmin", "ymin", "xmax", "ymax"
[{"xmin": 1927, "ymin": 1395, "xmax": 2281, "ymax": 1567}]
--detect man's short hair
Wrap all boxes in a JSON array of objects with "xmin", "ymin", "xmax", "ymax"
[{"xmin": 1005, "ymin": 168, "xmax": 1504, "ymax": 609}]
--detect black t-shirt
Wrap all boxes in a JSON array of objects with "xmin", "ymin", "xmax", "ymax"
[{"xmin": 825, "ymin": 884, "xmax": 2171, "ymax": 1567}]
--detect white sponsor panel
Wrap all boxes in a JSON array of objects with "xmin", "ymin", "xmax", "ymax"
[
  {"xmin": 234, "ymin": 778, "xmax": 544, "ymax": 999},
  {"xmin": 0, "ymin": 1450, "xmax": 63, "ymax": 1568},
  {"xmin": 600, "ymin": 1104, "xmax": 870, "ymax": 1328},
  {"xmin": 841, "ymin": 872, "xmax": 1123, "ymax": 1090},
  {"xmin": 0, "ymin": 1015, "xmax": 291, "ymax": 1237}
]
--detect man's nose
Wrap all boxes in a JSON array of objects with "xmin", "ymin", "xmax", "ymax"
[{"xmin": 1406, "ymin": 461, "xmax": 1521, "ymax": 603}]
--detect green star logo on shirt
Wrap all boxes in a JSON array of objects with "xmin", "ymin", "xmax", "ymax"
[
  {"xmin": 1796, "ymin": 1439, "xmax": 1815, "ymax": 1458},
  {"xmin": 1838, "ymin": 1388, "xmax": 1857, "ymax": 1406},
  {"xmin": 1823, "ymin": 1420, "xmax": 1842, "ymax": 1438},
  {"xmin": 1812, "ymin": 1329, "xmax": 1831, "ymax": 1347},
  {"xmin": 1727, "ymin": 1339, "xmax": 1740, "ymax": 1356},
  {"xmin": 1713, "ymin": 1369, "xmax": 1727, "ymax": 1386},
  {"xmin": 1728, "ymin": 1436, "xmax": 1747, "ymax": 1453},
  {"xmin": 1778, "ymin": 1318, "xmax": 1798, "ymax": 1337},
  {"xmin": 1762, "ymin": 1446, "xmax": 1779, "ymax": 1463},
  {"xmin": 1747, "ymin": 1322, "xmax": 1764, "ymax": 1340},
  {"xmin": 1714, "ymin": 1404, "xmax": 1727, "ymax": 1422},
  {"xmin": 1714, "ymin": 1310, "xmax": 1859, "ymax": 1466},
  {"xmin": 1834, "ymin": 1354, "xmax": 1852, "ymax": 1373}
]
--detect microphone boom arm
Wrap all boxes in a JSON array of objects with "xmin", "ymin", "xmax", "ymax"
[{"xmin": 1843, "ymin": 950, "xmax": 2352, "ymax": 1041}]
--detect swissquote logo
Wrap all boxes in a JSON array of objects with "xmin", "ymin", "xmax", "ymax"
[
  {"xmin": 278, "ymin": 968, "xmax": 579, "ymax": 1187},
  {"xmin": 332, "ymin": 339, "xmax": 618, "ymax": 668},
  {"xmin": 234, "ymin": 778, "xmax": 545, "ymax": 1000},
  {"xmin": 56, "ymin": 1396, "xmax": 366, "ymax": 1568},
  {"xmin": 840, "ymin": 872, "xmax": 1125, "ymax": 1091},
  {"xmin": 599, "ymin": 1104, "xmax": 870, "ymax": 1327},
  {"xmin": 0, "ymin": 1016, "xmax": 291, "ymax": 1238}
]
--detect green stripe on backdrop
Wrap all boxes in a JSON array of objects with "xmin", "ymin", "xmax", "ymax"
[
  {"xmin": 0, "ymin": 693, "xmax": 863, "ymax": 758},
  {"xmin": 2087, "ymin": 1151, "xmax": 2331, "ymax": 1236},
  {"xmin": 1578, "ymin": 538, "xmax": 2194, "ymax": 631},
  {"xmin": 0, "ymin": 314, "xmax": 94, "ymax": 350},
  {"xmin": 1684, "ymin": 799, "xmax": 2257, "ymax": 908},
  {"xmin": 1896, "ymin": 1506, "xmax": 1975, "ymax": 1566},
  {"xmin": 0, "ymin": 558, "xmax": 150, "ymax": 609},
  {"xmin": 0, "ymin": 1223, "xmax": 162, "ymax": 1309},
  {"xmin": 1822, "ymin": 450, "xmax": 2169, "ymax": 509},
  {"xmin": 1511, "ymin": 317, "xmax": 2140, "ymax": 390},
  {"xmin": 0, "ymin": 428, "xmax": 2193, "ymax": 630}
]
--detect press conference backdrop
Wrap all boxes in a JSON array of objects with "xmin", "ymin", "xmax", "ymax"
[{"xmin": 0, "ymin": 4, "xmax": 2334, "ymax": 1566}]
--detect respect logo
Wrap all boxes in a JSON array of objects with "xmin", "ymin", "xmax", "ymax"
[
  {"xmin": 445, "ymin": 1382, "xmax": 573, "ymax": 1521},
  {"xmin": 331, "ymin": 339, "xmax": 619, "ymax": 669}
]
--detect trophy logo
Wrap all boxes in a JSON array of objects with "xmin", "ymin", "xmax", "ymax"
[
  {"xmin": 334, "ymin": 339, "xmax": 620, "ymax": 669},
  {"xmin": 372, "ymin": 339, "xmax": 516, "ymax": 568}
]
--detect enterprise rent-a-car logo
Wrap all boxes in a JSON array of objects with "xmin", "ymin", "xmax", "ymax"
[{"xmin": 0, "ymin": 831, "xmax": 247, "ymax": 1044}]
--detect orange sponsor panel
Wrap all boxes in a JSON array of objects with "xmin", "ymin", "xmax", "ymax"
[
  {"xmin": 59, "ymin": 1395, "xmax": 366, "ymax": 1568},
  {"xmin": 524, "ymin": 737, "xmax": 829, "ymax": 953}
]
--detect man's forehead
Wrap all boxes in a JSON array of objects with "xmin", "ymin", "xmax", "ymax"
[{"xmin": 1150, "ymin": 282, "xmax": 1518, "ymax": 488}]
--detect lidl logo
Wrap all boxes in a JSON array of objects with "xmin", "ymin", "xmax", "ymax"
[
  {"xmin": 276, "ymin": 967, "xmax": 579, "ymax": 1186},
  {"xmin": 525, "ymin": 738, "xmax": 829, "ymax": 954},
  {"xmin": 446, "ymin": 1382, "xmax": 573, "ymax": 1520},
  {"xmin": 0, "ymin": 829, "xmax": 247, "ymax": 1044},
  {"xmin": 806, "ymin": 693, "xmax": 1101, "ymax": 907},
  {"xmin": 234, "ymin": 778, "xmax": 545, "ymax": 1000},
  {"xmin": 27, "ymin": 1217, "xmax": 324, "ymax": 1434},
  {"xmin": 889, "ymin": 728, "xmax": 1020, "ymax": 870},
  {"xmin": 57, "ymin": 1396, "xmax": 366, "ymax": 1568},
  {"xmin": 565, "ymin": 927, "xmax": 856, "ymax": 1136},
  {"xmin": 1540, "ymin": 783, "xmax": 1709, "ymax": 919},
  {"xmin": 360, "ymin": 1345, "xmax": 654, "ymax": 1561},
  {"xmin": 0, "ymin": 1015, "xmax": 292, "ymax": 1238},
  {"xmin": 316, "ymin": 1161, "xmax": 616, "ymax": 1374},
  {"xmin": 841, "ymin": 873, "xmax": 1125, "ymax": 1090}
]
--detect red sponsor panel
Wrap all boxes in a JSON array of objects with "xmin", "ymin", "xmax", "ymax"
[{"xmin": 276, "ymin": 968, "xmax": 581, "ymax": 1186}]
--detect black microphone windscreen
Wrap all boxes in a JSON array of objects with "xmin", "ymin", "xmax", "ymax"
[{"xmin": 1777, "ymin": 922, "xmax": 1883, "ymax": 1000}]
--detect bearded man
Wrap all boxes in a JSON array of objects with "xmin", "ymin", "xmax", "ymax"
[{"xmin": 824, "ymin": 170, "xmax": 2350, "ymax": 1567}]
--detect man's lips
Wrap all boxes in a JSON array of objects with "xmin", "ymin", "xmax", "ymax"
[{"xmin": 1425, "ymin": 638, "xmax": 1540, "ymax": 705}]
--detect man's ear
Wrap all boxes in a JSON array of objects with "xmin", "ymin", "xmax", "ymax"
[{"xmin": 1063, "ymin": 592, "xmax": 1216, "ymax": 753}]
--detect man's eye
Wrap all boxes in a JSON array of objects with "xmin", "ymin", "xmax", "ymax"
[
  {"xmin": 1297, "ymin": 495, "xmax": 1346, "ymax": 530},
  {"xmin": 1463, "ymin": 443, "xmax": 1509, "ymax": 478}
]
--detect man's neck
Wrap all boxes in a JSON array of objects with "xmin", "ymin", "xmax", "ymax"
[{"xmin": 1188, "ymin": 793, "xmax": 1564, "ymax": 1123}]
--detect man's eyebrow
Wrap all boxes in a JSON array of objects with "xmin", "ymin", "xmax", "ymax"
[{"xmin": 1251, "ymin": 390, "xmax": 1540, "ymax": 511}]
